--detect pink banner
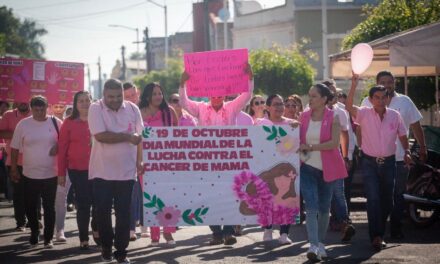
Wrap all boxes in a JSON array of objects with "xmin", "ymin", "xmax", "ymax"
[
  {"xmin": 184, "ymin": 48, "xmax": 249, "ymax": 97},
  {"xmin": 0, "ymin": 58, "xmax": 84, "ymax": 105}
]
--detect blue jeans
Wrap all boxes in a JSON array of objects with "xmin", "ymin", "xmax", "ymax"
[
  {"xmin": 300, "ymin": 164, "xmax": 335, "ymax": 246},
  {"xmin": 361, "ymin": 156, "xmax": 395, "ymax": 241},
  {"xmin": 93, "ymin": 178, "xmax": 134, "ymax": 259},
  {"xmin": 331, "ymin": 179, "xmax": 349, "ymax": 223},
  {"xmin": 390, "ymin": 161, "xmax": 409, "ymax": 233},
  {"xmin": 130, "ymin": 180, "xmax": 142, "ymax": 231},
  {"xmin": 209, "ymin": 225, "xmax": 234, "ymax": 239}
]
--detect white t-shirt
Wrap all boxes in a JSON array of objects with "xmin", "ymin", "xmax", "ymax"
[
  {"xmin": 10, "ymin": 116, "xmax": 62, "ymax": 179},
  {"xmin": 361, "ymin": 92, "xmax": 422, "ymax": 161},
  {"xmin": 336, "ymin": 102, "xmax": 356, "ymax": 160}
]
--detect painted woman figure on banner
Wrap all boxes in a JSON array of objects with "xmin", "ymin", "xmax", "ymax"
[
  {"xmin": 139, "ymin": 82, "xmax": 178, "ymax": 246},
  {"xmin": 243, "ymin": 94, "xmax": 300, "ymax": 245}
]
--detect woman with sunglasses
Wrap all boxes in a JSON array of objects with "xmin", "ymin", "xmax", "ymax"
[
  {"xmin": 284, "ymin": 94, "xmax": 303, "ymax": 120},
  {"xmin": 168, "ymin": 93, "xmax": 197, "ymax": 126},
  {"xmin": 248, "ymin": 95, "xmax": 267, "ymax": 123}
]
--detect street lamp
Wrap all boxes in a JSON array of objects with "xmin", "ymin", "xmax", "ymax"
[
  {"xmin": 146, "ymin": 0, "xmax": 168, "ymax": 68},
  {"xmin": 109, "ymin": 24, "xmax": 140, "ymax": 75}
]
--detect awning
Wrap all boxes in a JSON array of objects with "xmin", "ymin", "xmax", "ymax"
[{"xmin": 329, "ymin": 21, "xmax": 440, "ymax": 78}]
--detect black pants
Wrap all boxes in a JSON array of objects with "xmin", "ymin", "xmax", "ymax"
[
  {"xmin": 69, "ymin": 170, "xmax": 98, "ymax": 242},
  {"xmin": 23, "ymin": 176, "xmax": 57, "ymax": 243},
  {"xmin": 264, "ymin": 224, "xmax": 291, "ymax": 235},
  {"xmin": 93, "ymin": 178, "xmax": 133, "ymax": 259},
  {"xmin": 8, "ymin": 166, "xmax": 26, "ymax": 227}
]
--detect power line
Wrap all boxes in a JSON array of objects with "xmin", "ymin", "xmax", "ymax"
[
  {"xmin": 175, "ymin": 10, "xmax": 193, "ymax": 33},
  {"xmin": 16, "ymin": 0, "xmax": 89, "ymax": 11}
]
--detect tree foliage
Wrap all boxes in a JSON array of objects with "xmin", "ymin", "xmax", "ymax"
[
  {"xmin": 133, "ymin": 52, "xmax": 183, "ymax": 97},
  {"xmin": 342, "ymin": 0, "xmax": 440, "ymax": 50},
  {"xmin": 249, "ymin": 43, "xmax": 316, "ymax": 97},
  {"xmin": 0, "ymin": 6, "xmax": 47, "ymax": 59}
]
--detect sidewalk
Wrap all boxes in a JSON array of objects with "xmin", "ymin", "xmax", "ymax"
[{"xmin": 0, "ymin": 199, "xmax": 439, "ymax": 263}]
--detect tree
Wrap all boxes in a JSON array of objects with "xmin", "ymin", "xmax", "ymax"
[
  {"xmin": 134, "ymin": 53, "xmax": 183, "ymax": 97},
  {"xmin": 342, "ymin": 0, "xmax": 440, "ymax": 50},
  {"xmin": 249, "ymin": 43, "xmax": 316, "ymax": 97},
  {"xmin": 341, "ymin": 0, "xmax": 440, "ymax": 110},
  {"xmin": 0, "ymin": 6, "xmax": 47, "ymax": 58}
]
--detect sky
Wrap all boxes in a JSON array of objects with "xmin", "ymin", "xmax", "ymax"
[{"xmin": 3, "ymin": 0, "xmax": 285, "ymax": 89}]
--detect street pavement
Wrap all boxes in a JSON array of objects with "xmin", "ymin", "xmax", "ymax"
[{"xmin": 1, "ymin": 199, "xmax": 440, "ymax": 264}]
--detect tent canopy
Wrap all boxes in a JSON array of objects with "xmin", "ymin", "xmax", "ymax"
[{"xmin": 330, "ymin": 21, "xmax": 440, "ymax": 78}]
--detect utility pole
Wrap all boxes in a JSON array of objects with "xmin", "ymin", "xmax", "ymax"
[
  {"xmin": 97, "ymin": 57, "xmax": 102, "ymax": 99},
  {"xmin": 204, "ymin": 0, "xmax": 211, "ymax": 51},
  {"xmin": 144, "ymin": 27, "xmax": 152, "ymax": 73},
  {"xmin": 120, "ymin": 45, "xmax": 126, "ymax": 81}
]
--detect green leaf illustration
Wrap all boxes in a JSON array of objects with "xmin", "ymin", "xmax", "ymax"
[
  {"xmin": 144, "ymin": 202, "xmax": 155, "ymax": 208},
  {"xmin": 143, "ymin": 192, "xmax": 151, "ymax": 200},
  {"xmin": 271, "ymin": 126, "xmax": 277, "ymax": 135},
  {"xmin": 278, "ymin": 127, "xmax": 287, "ymax": 137},
  {"xmin": 157, "ymin": 198, "xmax": 165, "ymax": 210},
  {"xmin": 182, "ymin": 209, "xmax": 195, "ymax": 225},
  {"xmin": 153, "ymin": 211, "xmax": 159, "ymax": 215},
  {"xmin": 266, "ymin": 133, "xmax": 277, "ymax": 141},
  {"xmin": 151, "ymin": 195, "xmax": 157, "ymax": 205},
  {"xmin": 263, "ymin": 126, "xmax": 271, "ymax": 133},
  {"xmin": 182, "ymin": 209, "xmax": 191, "ymax": 219},
  {"xmin": 194, "ymin": 208, "xmax": 201, "ymax": 217},
  {"xmin": 201, "ymin": 208, "xmax": 209, "ymax": 215},
  {"xmin": 195, "ymin": 216, "xmax": 203, "ymax": 223}
]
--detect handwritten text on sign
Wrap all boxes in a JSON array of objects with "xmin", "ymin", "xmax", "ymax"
[
  {"xmin": 184, "ymin": 49, "xmax": 249, "ymax": 97},
  {"xmin": 0, "ymin": 58, "xmax": 84, "ymax": 104},
  {"xmin": 141, "ymin": 126, "xmax": 300, "ymax": 226}
]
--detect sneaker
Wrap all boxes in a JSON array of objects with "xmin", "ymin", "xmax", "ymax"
[
  {"xmin": 116, "ymin": 256, "xmax": 131, "ymax": 264},
  {"xmin": 80, "ymin": 241, "xmax": 89, "ymax": 250},
  {"xmin": 341, "ymin": 223, "xmax": 356, "ymax": 242},
  {"xmin": 151, "ymin": 240, "xmax": 159, "ymax": 246},
  {"xmin": 44, "ymin": 240, "xmax": 54, "ymax": 249},
  {"xmin": 318, "ymin": 243, "xmax": 327, "ymax": 259},
  {"xmin": 209, "ymin": 237, "xmax": 224, "ymax": 246},
  {"xmin": 371, "ymin": 236, "xmax": 386, "ymax": 251},
  {"xmin": 263, "ymin": 229, "xmax": 273, "ymax": 241},
  {"xmin": 129, "ymin": 231, "xmax": 137, "ymax": 241},
  {"xmin": 15, "ymin": 226, "xmax": 26, "ymax": 232},
  {"xmin": 306, "ymin": 244, "xmax": 321, "ymax": 262},
  {"xmin": 67, "ymin": 203, "xmax": 74, "ymax": 212},
  {"xmin": 166, "ymin": 240, "xmax": 176, "ymax": 245},
  {"xmin": 101, "ymin": 248, "xmax": 113, "ymax": 262},
  {"xmin": 56, "ymin": 230, "xmax": 67, "ymax": 242},
  {"xmin": 163, "ymin": 232, "xmax": 174, "ymax": 243},
  {"xmin": 224, "ymin": 235, "xmax": 237, "ymax": 245},
  {"xmin": 278, "ymin": 233, "xmax": 292, "ymax": 245},
  {"xmin": 140, "ymin": 226, "xmax": 150, "ymax": 238}
]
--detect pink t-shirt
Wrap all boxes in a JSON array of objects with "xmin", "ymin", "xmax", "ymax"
[
  {"xmin": 0, "ymin": 109, "xmax": 31, "ymax": 166},
  {"xmin": 10, "ymin": 116, "xmax": 62, "ymax": 179},
  {"xmin": 88, "ymin": 100, "xmax": 144, "ymax": 181},
  {"xmin": 179, "ymin": 80, "xmax": 254, "ymax": 126},
  {"xmin": 179, "ymin": 111, "xmax": 197, "ymax": 127},
  {"xmin": 236, "ymin": 111, "xmax": 254, "ymax": 126},
  {"xmin": 355, "ymin": 107, "xmax": 407, "ymax": 157}
]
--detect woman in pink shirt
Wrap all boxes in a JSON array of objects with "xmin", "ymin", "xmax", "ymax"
[
  {"xmin": 139, "ymin": 82, "xmax": 178, "ymax": 246},
  {"xmin": 168, "ymin": 93, "xmax": 197, "ymax": 126},
  {"xmin": 299, "ymin": 84, "xmax": 347, "ymax": 261},
  {"xmin": 57, "ymin": 91, "xmax": 98, "ymax": 250},
  {"xmin": 254, "ymin": 94, "xmax": 298, "ymax": 244}
]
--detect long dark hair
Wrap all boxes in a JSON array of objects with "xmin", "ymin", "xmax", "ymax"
[
  {"xmin": 139, "ymin": 82, "xmax": 172, "ymax": 126},
  {"xmin": 248, "ymin": 95, "xmax": 263, "ymax": 117},
  {"xmin": 69, "ymin": 91, "xmax": 91, "ymax": 120},
  {"xmin": 265, "ymin": 94, "xmax": 283, "ymax": 118}
]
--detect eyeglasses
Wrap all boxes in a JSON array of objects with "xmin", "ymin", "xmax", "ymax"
[
  {"xmin": 253, "ymin": 100, "xmax": 265, "ymax": 106},
  {"xmin": 285, "ymin": 104, "xmax": 297, "ymax": 108},
  {"xmin": 170, "ymin": 98, "xmax": 179, "ymax": 104},
  {"xmin": 271, "ymin": 103, "xmax": 285, "ymax": 108}
]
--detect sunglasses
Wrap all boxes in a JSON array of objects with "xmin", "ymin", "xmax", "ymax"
[
  {"xmin": 253, "ymin": 100, "xmax": 265, "ymax": 106},
  {"xmin": 271, "ymin": 103, "xmax": 285, "ymax": 108},
  {"xmin": 170, "ymin": 98, "xmax": 179, "ymax": 104},
  {"xmin": 285, "ymin": 104, "xmax": 297, "ymax": 108}
]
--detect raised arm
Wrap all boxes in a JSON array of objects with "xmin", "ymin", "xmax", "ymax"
[
  {"xmin": 346, "ymin": 73, "xmax": 361, "ymax": 119},
  {"xmin": 179, "ymin": 72, "xmax": 202, "ymax": 118}
]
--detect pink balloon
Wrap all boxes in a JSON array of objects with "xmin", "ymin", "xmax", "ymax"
[{"xmin": 351, "ymin": 43, "xmax": 373, "ymax": 74}]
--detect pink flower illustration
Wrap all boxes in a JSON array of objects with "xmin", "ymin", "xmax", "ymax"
[
  {"xmin": 276, "ymin": 135, "xmax": 298, "ymax": 156},
  {"xmin": 155, "ymin": 206, "xmax": 181, "ymax": 227}
]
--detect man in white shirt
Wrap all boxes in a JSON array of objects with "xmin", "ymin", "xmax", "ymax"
[{"xmin": 361, "ymin": 70, "xmax": 427, "ymax": 239}]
